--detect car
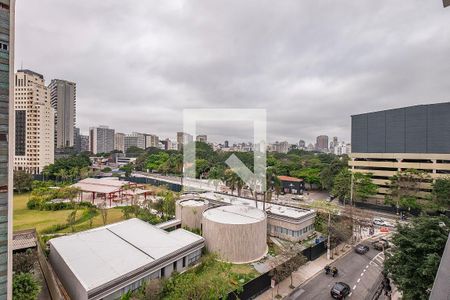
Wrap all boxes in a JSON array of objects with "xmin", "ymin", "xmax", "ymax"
[
  {"xmin": 330, "ymin": 282, "xmax": 351, "ymax": 299},
  {"xmin": 354, "ymin": 244, "xmax": 370, "ymax": 254},
  {"xmin": 372, "ymin": 239, "xmax": 390, "ymax": 251},
  {"xmin": 373, "ymin": 218, "xmax": 395, "ymax": 227},
  {"xmin": 373, "ymin": 218, "xmax": 386, "ymax": 226}
]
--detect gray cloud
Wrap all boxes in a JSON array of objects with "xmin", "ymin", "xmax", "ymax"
[{"xmin": 16, "ymin": 0, "xmax": 450, "ymax": 145}]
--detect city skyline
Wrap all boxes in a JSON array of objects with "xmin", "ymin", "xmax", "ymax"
[{"xmin": 15, "ymin": 1, "xmax": 450, "ymax": 143}]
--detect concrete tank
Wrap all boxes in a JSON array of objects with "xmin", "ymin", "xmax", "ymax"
[
  {"xmin": 175, "ymin": 199, "xmax": 209, "ymax": 230},
  {"xmin": 202, "ymin": 205, "xmax": 267, "ymax": 264}
]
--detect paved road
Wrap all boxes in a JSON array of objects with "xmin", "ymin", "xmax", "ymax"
[{"xmin": 287, "ymin": 242, "xmax": 385, "ymax": 300}]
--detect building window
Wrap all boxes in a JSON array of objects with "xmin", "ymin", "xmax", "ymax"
[
  {"xmin": 182, "ymin": 257, "xmax": 186, "ymax": 268},
  {"xmin": 173, "ymin": 261, "xmax": 177, "ymax": 272},
  {"xmin": 161, "ymin": 267, "xmax": 165, "ymax": 278}
]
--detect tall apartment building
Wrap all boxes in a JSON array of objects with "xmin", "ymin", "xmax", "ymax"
[
  {"xmin": 124, "ymin": 135, "xmax": 138, "ymax": 153},
  {"xmin": 114, "ymin": 132, "xmax": 125, "ymax": 152},
  {"xmin": 145, "ymin": 134, "xmax": 159, "ymax": 148},
  {"xmin": 196, "ymin": 134, "xmax": 207, "ymax": 143},
  {"xmin": 80, "ymin": 135, "xmax": 89, "ymax": 152},
  {"xmin": 129, "ymin": 132, "xmax": 145, "ymax": 149},
  {"xmin": 14, "ymin": 70, "xmax": 54, "ymax": 174},
  {"xmin": 74, "ymin": 127, "xmax": 89, "ymax": 153},
  {"xmin": 350, "ymin": 102, "xmax": 450, "ymax": 204},
  {"xmin": 176, "ymin": 132, "xmax": 193, "ymax": 151},
  {"xmin": 270, "ymin": 141, "xmax": 289, "ymax": 154},
  {"xmin": 0, "ymin": 1, "xmax": 14, "ymax": 297},
  {"xmin": 315, "ymin": 135, "xmax": 329, "ymax": 152},
  {"xmin": 89, "ymin": 126, "xmax": 114, "ymax": 154},
  {"xmin": 49, "ymin": 79, "xmax": 76, "ymax": 149}
]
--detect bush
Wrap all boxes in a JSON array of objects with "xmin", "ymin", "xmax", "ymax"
[
  {"xmin": 13, "ymin": 249, "xmax": 36, "ymax": 274},
  {"xmin": 13, "ymin": 273, "xmax": 41, "ymax": 300}
]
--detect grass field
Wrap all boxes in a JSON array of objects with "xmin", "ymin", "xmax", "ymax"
[{"xmin": 13, "ymin": 193, "xmax": 125, "ymax": 233}]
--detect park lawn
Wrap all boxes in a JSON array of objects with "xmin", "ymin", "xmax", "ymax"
[
  {"xmin": 13, "ymin": 193, "xmax": 77, "ymax": 232},
  {"xmin": 13, "ymin": 193, "xmax": 125, "ymax": 233}
]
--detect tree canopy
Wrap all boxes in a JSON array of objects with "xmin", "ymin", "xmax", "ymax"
[{"xmin": 384, "ymin": 216, "xmax": 450, "ymax": 300}]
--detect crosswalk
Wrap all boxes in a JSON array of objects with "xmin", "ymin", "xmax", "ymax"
[{"xmin": 370, "ymin": 252, "xmax": 385, "ymax": 270}]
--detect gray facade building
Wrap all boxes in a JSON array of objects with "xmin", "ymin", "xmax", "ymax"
[
  {"xmin": 350, "ymin": 102, "xmax": 450, "ymax": 203},
  {"xmin": 0, "ymin": 1, "xmax": 13, "ymax": 298},
  {"xmin": 351, "ymin": 102, "xmax": 450, "ymax": 154},
  {"xmin": 49, "ymin": 79, "xmax": 76, "ymax": 149},
  {"xmin": 89, "ymin": 126, "xmax": 115, "ymax": 154}
]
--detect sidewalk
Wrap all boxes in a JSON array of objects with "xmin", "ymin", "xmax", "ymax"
[
  {"xmin": 256, "ymin": 245, "xmax": 353, "ymax": 300},
  {"xmin": 256, "ymin": 230, "xmax": 387, "ymax": 300}
]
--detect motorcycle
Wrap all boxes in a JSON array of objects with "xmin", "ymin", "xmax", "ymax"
[
  {"xmin": 324, "ymin": 265, "xmax": 331, "ymax": 275},
  {"xmin": 332, "ymin": 267, "xmax": 338, "ymax": 277}
]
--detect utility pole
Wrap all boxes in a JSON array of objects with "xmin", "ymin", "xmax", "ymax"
[{"xmin": 327, "ymin": 211, "xmax": 332, "ymax": 259}]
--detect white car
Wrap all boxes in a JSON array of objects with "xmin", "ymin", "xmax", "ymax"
[{"xmin": 373, "ymin": 218, "xmax": 395, "ymax": 227}]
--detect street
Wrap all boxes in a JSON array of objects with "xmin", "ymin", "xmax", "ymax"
[{"xmin": 287, "ymin": 242, "xmax": 384, "ymax": 300}]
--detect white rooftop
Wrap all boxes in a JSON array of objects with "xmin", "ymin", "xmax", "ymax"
[
  {"xmin": 179, "ymin": 199, "xmax": 209, "ymax": 207},
  {"xmin": 201, "ymin": 192, "xmax": 314, "ymax": 220},
  {"xmin": 49, "ymin": 218, "xmax": 203, "ymax": 292},
  {"xmin": 203, "ymin": 205, "xmax": 266, "ymax": 224},
  {"xmin": 72, "ymin": 178, "xmax": 132, "ymax": 194}
]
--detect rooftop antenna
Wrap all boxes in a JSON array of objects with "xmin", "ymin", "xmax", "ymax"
[{"xmin": 20, "ymin": 60, "xmax": 23, "ymax": 70}]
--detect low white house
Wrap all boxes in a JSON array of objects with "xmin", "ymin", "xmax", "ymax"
[{"xmin": 49, "ymin": 218, "xmax": 204, "ymax": 300}]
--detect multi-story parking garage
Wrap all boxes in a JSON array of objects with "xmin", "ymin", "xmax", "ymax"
[{"xmin": 350, "ymin": 102, "xmax": 450, "ymax": 204}]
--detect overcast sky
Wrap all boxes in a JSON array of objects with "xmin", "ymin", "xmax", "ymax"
[{"xmin": 16, "ymin": 1, "xmax": 450, "ymax": 145}]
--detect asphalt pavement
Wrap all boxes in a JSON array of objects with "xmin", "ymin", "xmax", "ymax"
[{"xmin": 287, "ymin": 241, "xmax": 385, "ymax": 300}]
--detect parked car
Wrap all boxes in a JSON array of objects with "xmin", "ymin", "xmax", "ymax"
[
  {"xmin": 354, "ymin": 244, "xmax": 370, "ymax": 254},
  {"xmin": 330, "ymin": 282, "xmax": 351, "ymax": 299},
  {"xmin": 372, "ymin": 239, "xmax": 390, "ymax": 251},
  {"xmin": 373, "ymin": 218, "xmax": 395, "ymax": 227}
]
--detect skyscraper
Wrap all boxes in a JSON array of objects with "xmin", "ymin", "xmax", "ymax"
[
  {"xmin": 89, "ymin": 126, "xmax": 115, "ymax": 154},
  {"xmin": 49, "ymin": 79, "xmax": 76, "ymax": 149},
  {"xmin": 14, "ymin": 70, "xmax": 54, "ymax": 174},
  {"xmin": 315, "ymin": 135, "xmax": 329, "ymax": 152},
  {"xmin": 0, "ymin": 1, "xmax": 14, "ymax": 297}
]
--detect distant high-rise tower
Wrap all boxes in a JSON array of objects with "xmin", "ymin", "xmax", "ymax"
[
  {"xmin": 114, "ymin": 133, "xmax": 125, "ymax": 152},
  {"xmin": 49, "ymin": 79, "xmax": 76, "ymax": 149},
  {"xmin": 89, "ymin": 126, "xmax": 115, "ymax": 154},
  {"xmin": 315, "ymin": 135, "xmax": 329, "ymax": 152},
  {"xmin": 0, "ymin": 1, "xmax": 14, "ymax": 297},
  {"xmin": 176, "ymin": 132, "xmax": 193, "ymax": 151},
  {"xmin": 196, "ymin": 135, "xmax": 207, "ymax": 143},
  {"xmin": 298, "ymin": 140, "xmax": 306, "ymax": 149},
  {"xmin": 14, "ymin": 70, "xmax": 55, "ymax": 174}
]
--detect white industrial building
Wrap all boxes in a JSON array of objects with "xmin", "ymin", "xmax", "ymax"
[{"xmin": 49, "ymin": 218, "xmax": 204, "ymax": 300}]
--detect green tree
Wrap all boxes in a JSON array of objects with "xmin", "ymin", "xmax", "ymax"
[
  {"xmin": 126, "ymin": 146, "xmax": 146, "ymax": 157},
  {"xmin": 332, "ymin": 169, "xmax": 377, "ymax": 203},
  {"xmin": 319, "ymin": 158, "xmax": 347, "ymax": 191},
  {"xmin": 13, "ymin": 170, "xmax": 33, "ymax": 193},
  {"xmin": 120, "ymin": 163, "xmax": 134, "ymax": 177},
  {"xmin": 13, "ymin": 273, "xmax": 41, "ymax": 300},
  {"xmin": 385, "ymin": 169, "xmax": 430, "ymax": 211},
  {"xmin": 291, "ymin": 168, "xmax": 321, "ymax": 189},
  {"xmin": 384, "ymin": 217, "xmax": 449, "ymax": 300},
  {"xmin": 331, "ymin": 169, "xmax": 351, "ymax": 201},
  {"xmin": 432, "ymin": 177, "xmax": 450, "ymax": 209}
]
